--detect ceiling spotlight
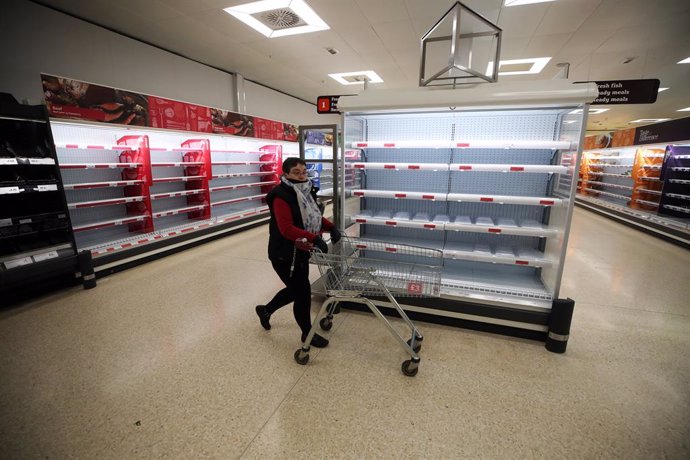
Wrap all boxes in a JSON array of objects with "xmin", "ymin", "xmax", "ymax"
[
  {"xmin": 325, "ymin": 47, "xmax": 339, "ymax": 55},
  {"xmin": 621, "ymin": 56, "xmax": 637, "ymax": 64}
]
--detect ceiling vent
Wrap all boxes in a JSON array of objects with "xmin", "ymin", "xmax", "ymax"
[{"xmin": 256, "ymin": 8, "xmax": 307, "ymax": 30}]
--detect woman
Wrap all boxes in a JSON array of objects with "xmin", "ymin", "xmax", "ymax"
[{"xmin": 255, "ymin": 157, "xmax": 341, "ymax": 348}]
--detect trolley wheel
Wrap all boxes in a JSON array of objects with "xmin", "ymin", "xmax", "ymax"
[
  {"xmin": 401, "ymin": 360, "xmax": 419, "ymax": 377},
  {"xmin": 319, "ymin": 317, "xmax": 333, "ymax": 331},
  {"xmin": 406, "ymin": 338, "xmax": 422, "ymax": 353},
  {"xmin": 294, "ymin": 349, "xmax": 309, "ymax": 365}
]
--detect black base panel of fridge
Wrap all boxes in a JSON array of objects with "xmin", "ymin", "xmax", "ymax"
[
  {"xmin": 575, "ymin": 198, "xmax": 690, "ymax": 249},
  {"xmin": 93, "ymin": 214, "xmax": 270, "ymax": 277},
  {"xmin": 333, "ymin": 297, "xmax": 549, "ymax": 342},
  {"xmin": 1, "ymin": 254, "xmax": 80, "ymax": 307}
]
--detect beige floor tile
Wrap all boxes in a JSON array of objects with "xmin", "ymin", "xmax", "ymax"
[{"xmin": 1, "ymin": 207, "xmax": 689, "ymax": 459}]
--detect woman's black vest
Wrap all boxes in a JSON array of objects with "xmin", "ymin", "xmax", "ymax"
[{"xmin": 265, "ymin": 181, "xmax": 319, "ymax": 263}]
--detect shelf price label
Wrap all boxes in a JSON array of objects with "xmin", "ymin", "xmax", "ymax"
[
  {"xmin": 33, "ymin": 251, "xmax": 59, "ymax": 262},
  {"xmin": 0, "ymin": 186, "xmax": 21, "ymax": 195},
  {"xmin": 4, "ymin": 257, "xmax": 34, "ymax": 269}
]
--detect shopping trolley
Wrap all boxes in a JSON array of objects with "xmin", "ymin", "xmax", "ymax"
[{"xmin": 294, "ymin": 236, "xmax": 443, "ymax": 376}]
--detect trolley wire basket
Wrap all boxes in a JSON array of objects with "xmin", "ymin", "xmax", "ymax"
[{"xmin": 294, "ymin": 236, "xmax": 443, "ymax": 376}]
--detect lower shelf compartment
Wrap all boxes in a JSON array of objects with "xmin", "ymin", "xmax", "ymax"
[
  {"xmin": 575, "ymin": 195, "xmax": 690, "ymax": 248},
  {"xmin": 85, "ymin": 205, "xmax": 270, "ymax": 258}
]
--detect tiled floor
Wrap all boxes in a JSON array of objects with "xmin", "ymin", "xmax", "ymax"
[{"xmin": 1, "ymin": 208, "xmax": 689, "ymax": 459}]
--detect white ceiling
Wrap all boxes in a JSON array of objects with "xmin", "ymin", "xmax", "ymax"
[{"xmin": 33, "ymin": 0, "xmax": 690, "ymax": 132}]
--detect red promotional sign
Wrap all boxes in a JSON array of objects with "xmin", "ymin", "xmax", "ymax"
[
  {"xmin": 148, "ymin": 97, "xmax": 189, "ymax": 131},
  {"xmin": 41, "ymin": 74, "xmax": 295, "ymax": 141}
]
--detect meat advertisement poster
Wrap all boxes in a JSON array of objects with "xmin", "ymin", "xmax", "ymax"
[{"xmin": 40, "ymin": 74, "xmax": 296, "ymax": 141}]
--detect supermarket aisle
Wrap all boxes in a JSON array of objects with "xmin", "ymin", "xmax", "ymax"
[{"xmin": 1, "ymin": 208, "xmax": 689, "ymax": 459}]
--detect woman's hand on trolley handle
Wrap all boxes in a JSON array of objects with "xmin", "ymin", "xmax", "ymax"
[
  {"xmin": 329, "ymin": 227, "xmax": 342, "ymax": 244},
  {"xmin": 312, "ymin": 236, "xmax": 328, "ymax": 253}
]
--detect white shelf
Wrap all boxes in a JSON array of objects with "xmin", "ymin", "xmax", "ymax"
[
  {"xmin": 63, "ymin": 179, "xmax": 144, "ymax": 190},
  {"xmin": 586, "ymin": 172, "xmax": 631, "ymax": 178},
  {"xmin": 151, "ymin": 162, "xmax": 204, "ymax": 167},
  {"xmin": 347, "ymin": 236, "xmax": 553, "ymax": 268},
  {"xmin": 152, "ymin": 175, "xmax": 205, "ymax": 184},
  {"xmin": 669, "ymin": 179, "xmax": 690, "ymax": 185},
  {"xmin": 450, "ymin": 164, "xmax": 567, "ymax": 173},
  {"xmin": 211, "ymin": 149, "xmax": 265, "ymax": 154},
  {"xmin": 348, "ymin": 162, "xmax": 449, "ymax": 171},
  {"xmin": 586, "ymin": 183, "xmax": 633, "ymax": 191},
  {"xmin": 212, "ymin": 194, "xmax": 265, "ymax": 207},
  {"xmin": 636, "ymin": 188, "xmax": 662, "ymax": 196},
  {"xmin": 212, "ymin": 161, "xmax": 274, "ymax": 166},
  {"xmin": 670, "ymin": 167, "xmax": 690, "ymax": 172},
  {"xmin": 350, "ymin": 140, "xmax": 571, "ymax": 150},
  {"xmin": 446, "ymin": 193, "xmax": 562, "ymax": 206},
  {"xmin": 212, "ymin": 172, "xmax": 267, "ymax": 179},
  {"xmin": 351, "ymin": 189, "xmax": 444, "ymax": 201},
  {"xmin": 589, "ymin": 156, "xmax": 625, "ymax": 161},
  {"xmin": 73, "ymin": 215, "xmax": 148, "ymax": 232},
  {"xmin": 643, "ymin": 153, "xmax": 665, "ymax": 158},
  {"xmin": 150, "ymin": 189, "xmax": 205, "ymax": 200},
  {"xmin": 347, "ymin": 162, "xmax": 567, "ymax": 174},
  {"xmin": 443, "ymin": 243, "xmax": 553, "ymax": 267},
  {"xmin": 642, "ymin": 165, "xmax": 662, "ymax": 170},
  {"xmin": 60, "ymin": 163, "xmax": 141, "ymax": 169},
  {"xmin": 350, "ymin": 214, "xmax": 557, "ymax": 237},
  {"xmin": 582, "ymin": 188, "xmax": 630, "ymax": 201},
  {"xmin": 634, "ymin": 199, "xmax": 659, "ymax": 207},
  {"xmin": 209, "ymin": 181, "xmax": 277, "ymax": 192},
  {"xmin": 68, "ymin": 196, "xmax": 145, "ymax": 209},
  {"xmin": 86, "ymin": 206, "xmax": 271, "ymax": 257},
  {"xmin": 350, "ymin": 189, "xmax": 562, "ymax": 206},
  {"xmin": 152, "ymin": 205, "xmax": 207, "ymax": 219},
  {"xmin": 56, "ymin": 143, "xmax": 134, "ymax": 151}
]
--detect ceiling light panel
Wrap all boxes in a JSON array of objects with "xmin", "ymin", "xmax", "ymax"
[
  {"xmin": 629, "ymin": 119, "xmax": 670, "ymax": 123},
  {"xmin": 504, "ymin": 0, "xmax": 558, "ymax": 6},
  {"xmin": 677, "ymin": 57, "xmax": 690, "ymax": 64},
  {"xmin": 486, "ymin": 57, "xmax": 551, "ymax": 76},
  {"xmin": 677, "ymin": 107, "xmax": 690, "ymax": 112},
  {"xmin": 328, "ymin": 71, "xmax": 383, "ymax": 85},
  {"xmin": 224, "ymin": 0, "xmax": 329, "ymax": 38}
]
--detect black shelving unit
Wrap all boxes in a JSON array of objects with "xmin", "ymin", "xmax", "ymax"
[
  {"xmin": 658, "ymin": 145, "xmax": 690, "ymax": 219},
  {"xmin": 0, "ymin": 93, "xmax": 88, "ymax": 304}
]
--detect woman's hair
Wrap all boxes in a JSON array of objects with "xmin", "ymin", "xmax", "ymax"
[{"xmin": 282, "ymin": 157, "xmax": 307, "ymax": 174}]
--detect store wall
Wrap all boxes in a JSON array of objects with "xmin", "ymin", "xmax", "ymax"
[{"xmin": 0, "ymin": 0, "xmax": 337, "ymax": 126}]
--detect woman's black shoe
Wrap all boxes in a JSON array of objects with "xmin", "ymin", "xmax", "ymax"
[
  {"xmin": 255, "ymin": 305, "xmax": 271, "ymax": 330},
  {"xmin": 301, "ymin": 333, "xmax": 329, "ymax": 348}
]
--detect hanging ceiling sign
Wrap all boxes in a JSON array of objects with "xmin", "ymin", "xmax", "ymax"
[
  {"xmin": 578, "ymin": 79, "xmax": 660, "ymax": 105},
  {"xmin": 317, "ymin": 95, "xmax": 341, "ymax": 114}
]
